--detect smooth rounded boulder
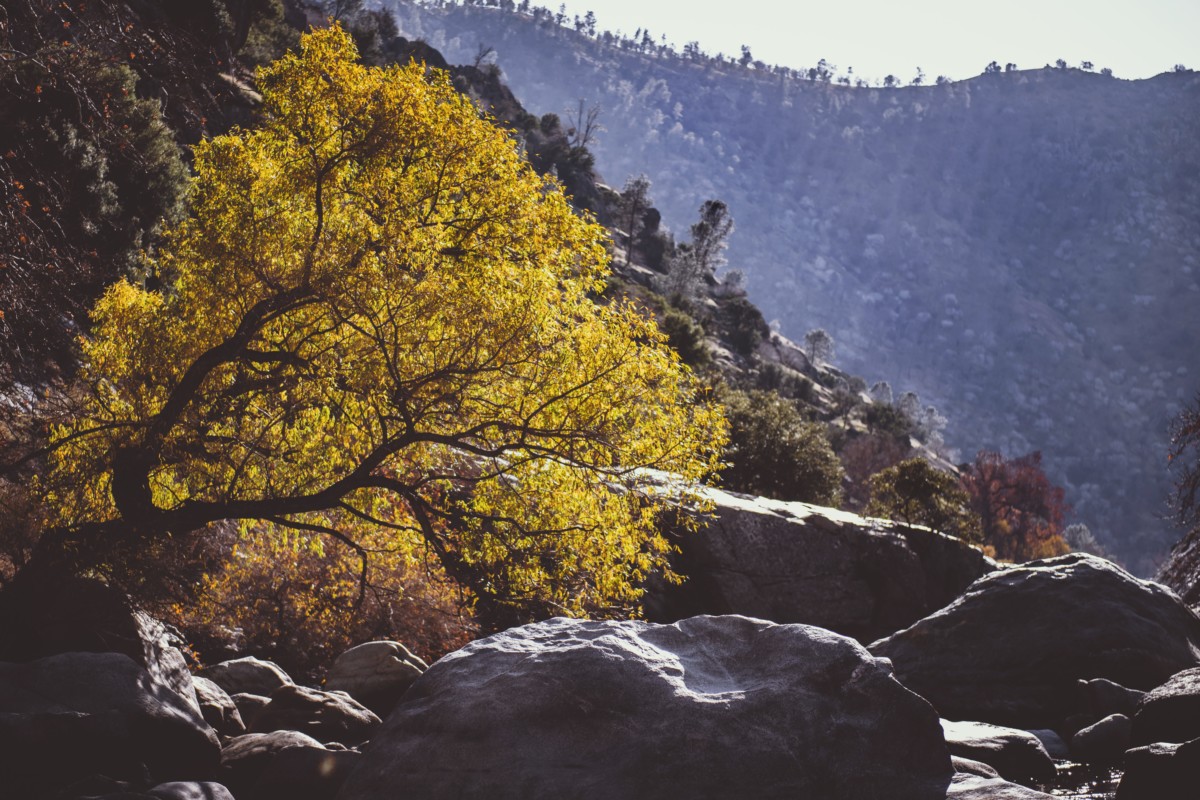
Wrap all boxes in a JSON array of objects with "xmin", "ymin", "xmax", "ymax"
[
  {"xmin": 1070, "ymin": 713, "xmax": 1131, "ymax": 764},
  {"xmin": 193, "ymin": 677, "xmax": 245, "ymax": 737},
  {"xmin": 940, "ymin": 719, "xmax": 1055, "ymax": 784},
  {"xmin": 324, "ymin": 640, "xmax": 428, "ymax": 715},
  {"xmin": 338, "ymin": 615, "xmax": 954, "ymax": 800},
  {"xmin": 870, "ymin": 553, "xmax": 1200, "ymax": 728},
  {"xmin": 200, "ymin": 657, "xmax": 293, "ymax": 698}
]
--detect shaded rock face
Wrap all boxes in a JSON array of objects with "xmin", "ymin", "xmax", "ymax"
[
  {"xmin": 200, "ymin": 657, "xmax": 293, "ymax": 698},
  {"xmin": 229, "ymin": 693, "xmax": 270, "ymax": 728},
  {"xmin": 1076, "ymin": 677, "xmax": 1145, "ymax": 719},
  {"xmin": 0, "ymin": 652, "xmax": 220, "ymax": 796},
  {"xmin": 1070, "ymin": 714, "xmax": 1132, "ymax": 764},
  {"xmin": 1116, "ymin": 738, "xmax": 1200, "ymax": 799},
  {"xmin": 324, "ymin": 640, "xmax": 427, "ymax": 716},
  {"xmin": 1130, "ymin": 666, "xmax": 1200, "ymax": 745},
  {"xmin": 192, "ymin": 677, "xmax": 245, "ymax": 738},
  {"xmin": 252, "ymin": 745, "xmax": 361, "ymax": 800},
  {"xmin": 249, "ymin": 684, "xmax": 380, "ymax": 746},
  {"xmin": 339, "ymin": 615, "xmax": 953, "ymax": 800},
  {"xmin": 870, "ymin": 553, "xmax": 1200, "ymax": 728},
  {"xmin": 646, "ymin": 486, "xmax": 994, "ymax": 642},
  {"xmin": 0, "ymin": 575, "xmax": 199, "ymax": 712},
  {"xmin": 939, "ymin": 720, "xmax": 1055, "ymax": 784},
  {"xmin": 219, "ymin": 730, "xmax": 324, "ymax": 798}
]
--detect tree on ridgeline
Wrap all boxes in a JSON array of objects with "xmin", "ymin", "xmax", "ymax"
[{"xmin": 15, "ymin": 26, "xmax": 727, "ymax": 631}]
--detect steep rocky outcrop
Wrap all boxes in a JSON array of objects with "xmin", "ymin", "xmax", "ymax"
[
  {"xmin": 339, "ymin": 615, "xmax": 954, "ymax": 800},
  {"xmin": 871, "ymin": 553, "xmax": 1200, "ymax": 728},
  {"xmin": 647, "ymin": 485, "xmax": 994, "ymax": 642}
]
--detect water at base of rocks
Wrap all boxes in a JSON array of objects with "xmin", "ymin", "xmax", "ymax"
[{"xmin": 1045, "ymin": 762, "xmax": 1121, "ymax": 799}]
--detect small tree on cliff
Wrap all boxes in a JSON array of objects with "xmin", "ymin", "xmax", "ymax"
[
  {"xmin": 866, "ymin": 458, "xmax": 981, "ymax": 543},
  {"xmin": 616, "ymin": 174, "xmax": 652, "ymax": 266},
  {"xmin": 29, "ymin": 26, "xmax": 726, "ymax": 628}
]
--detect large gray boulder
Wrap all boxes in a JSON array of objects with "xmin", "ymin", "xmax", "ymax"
[
  {"xmin": 324, "ymin": 640, "xmax": 428, "ymax": 715},
  {"xmin": 249, "ymin": 684, "xmax": 380, "ymax": 746},
  {"xmin": 940, "ymin": 720, "xmax": 1055, "ymax": 784},
  {"xmin": 1130, "ymin": 666, "xmax": 1200, "ymax": 745},
  {"xmin": 646, "ymin": 486, "xmax": 994, "ymax": 642},
  {"xmin": 0, "ymin": 652, "xmax": 220, "ymax": 796},
  {"xmin": 200, "ymin": 657, "xmax": 293, "ymax": 698},
  {"xmin": 871, "ymin": 553, "xmax": 1200, "ymax": 728},
  {"xmin": 338, "ymin": 615, "xmax": 953, "ymax": 800}
]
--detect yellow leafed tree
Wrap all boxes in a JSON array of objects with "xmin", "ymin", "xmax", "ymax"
[{"xmin": 35, "ymin": 25, "xmax": 726, "ymax": 629}]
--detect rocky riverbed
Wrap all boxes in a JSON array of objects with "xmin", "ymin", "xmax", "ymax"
[{"xmin": 2, "ymin": 507, "xmax": 1199, "ymax": 799}]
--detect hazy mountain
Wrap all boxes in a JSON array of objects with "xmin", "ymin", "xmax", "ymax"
[{"xmin": 378, "ymin": 0, "xmax": 1200, "ymax": 573}]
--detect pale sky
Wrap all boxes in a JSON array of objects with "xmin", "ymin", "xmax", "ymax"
[{"xmin": 548, "ymin": 0, "xmax": 1200, "ymax": 82}]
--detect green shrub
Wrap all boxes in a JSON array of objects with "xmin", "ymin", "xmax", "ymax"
[
  {"xmin": 756, "ymin": 362, "xmax": 814, "ymax": 402},
  {"xmin": 865, "ymin": 401, "xmax": 915, "ymax": 441},
  {"xmin": 718, "ymin": 296, "xmax": 770, "ymax": 357},
  {"xmin": 658, "ymin": 307, "xmax": 710, "ymax": 367},
  {"xmin": 721, "ymin": 388, "xmax": 843, "ymax": 505}
]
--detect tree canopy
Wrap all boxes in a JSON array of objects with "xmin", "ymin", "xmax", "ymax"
[
  {"xmin": 720, "ymin": 387, "xmax": 842, "ymax": 506},
  {"xmin": 866, "ymin": 457, "xmax": 981, "ymax": 543},
  {"xmin": 960, "ymin": 450, "xmax": 1069, "ymax": 562},
  {"xmin": 36, "ymin": 25, "xmax": 725, "ymax": 627}
]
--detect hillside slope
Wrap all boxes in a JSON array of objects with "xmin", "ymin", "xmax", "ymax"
[{"xmin": 379, "ymin": 0, "xmax": 1200, "ymax": 572}]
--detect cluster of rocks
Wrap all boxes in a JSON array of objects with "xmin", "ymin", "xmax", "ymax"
[
  {"xmin": 0, "ymin": 574, "xmax": 429, "ymax": 800},
  {"xmin": 4, "ymin": 542, "xmax": 1200, "ymax": 798}
]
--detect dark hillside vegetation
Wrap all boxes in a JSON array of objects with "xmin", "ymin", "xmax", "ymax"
[{"xmin": 380, "ymin": 0, "xmax": 1200, "ymax": 572}]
